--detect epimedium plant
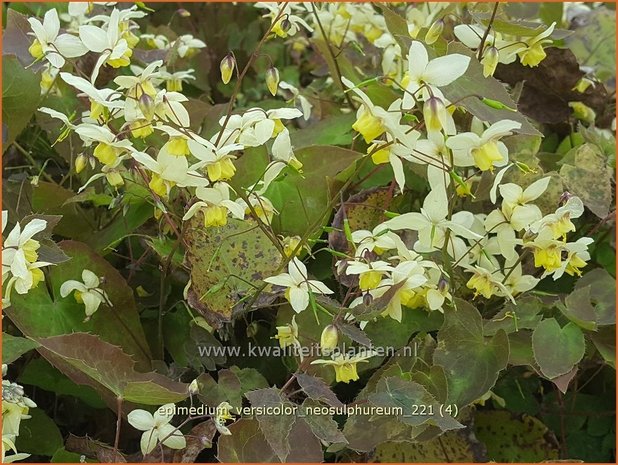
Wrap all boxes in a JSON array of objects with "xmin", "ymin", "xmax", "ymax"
[{"xmin": 2, "ymin": 1, "xmax": 616, "ymax": 463}]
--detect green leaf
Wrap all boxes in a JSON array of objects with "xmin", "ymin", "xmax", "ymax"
[
  {"xmin": 185, "ymin": 217, "xmax": 282, "ymax": 328},
  {"xmin": 507, "ymin": 330, "xmax": 536, "ymax": 367},
  {"xmin": 433, "ymin": 299, "xmax": 509, "ymax": 406},
  {"xmin": 289, "ymin": 113, "xmax": 356, "ymax": 148},
  {"xmin": 196, "ymin": 368, "xmax": 242, "ymax": 410},
  {"xmin": 364, "ymin": 308, "xmax": 444, "ymax": 351},
  {"xmin": 265, "ymin": 145, "xmax": 364, "ymax": 236},
  {"xmin": 18, "ymin": 357, "xmax": 105, "ymax": 409},
  {"xmin": 229, "ymin": 366, "xmax": 269, "ymax": 394},
  {"xmin": 89, "ymin": 199, "xmax": 153, "ymax": 253},
  {"xmin": 374, "ymin": 425, "xmax": 486, "ymax": 462},
  {"xmin": 245, "ymin": 388, "xmax": 296, "ymax": 461},
  {"xmin": 2, "ymin": 333, "xmax": 39, "ymax": 364},
  {"xmin": 31, "ymin": 182, "xmax": 96, "ymax": 242},
  {"xmin": 217, "ymin": 419, "xmax": 277, "ymax": 462},
  {"xmin": 475, "ymin": 411, "xmax": 559, "ymax": 462},
  {"xmin": 484, "ymin": 295, "xmax": 544, "ymax": 335},
  {"xmin": 565, "ymin": 7, "xmax": 616, "ymax": 87},
  {"xmin": 296, "ymin": 373, "xmax": 343, "ymax": 408},
  {"xmin": 493, "ymin": 368, "xmax": 542, "ymax": 415},
  {"xmin": 575, "ymin": 268, "xmax": 616, "ymax": 326},
  {"xmin": 185, "ymin": 324, "xmax": 226, "ymax": 371},
  {"xmin": 15, "ymin": 408, "xmax": 63, "ymax": 457},
  {"xmin": 589, "ymin": 326, "xmax": 616, "ymax": 368},
  {"xmin": 560, "ymin": 286, "xmax": 598, "ymax": 331},
  {"xmin": 34, "ymin": 333, "xmax": 188, "ymax": 405},
  {"xmin": 329, "ymin": 188, "xmax": 392, "ymax": 253},
  {"xmin": 539, "ymin": 3, "xmax": 564, "ymax": 27},
  {"xmin": 378, "ymin": 5, "xmax": 411, "ymax": 52},
  {"xmin": 441, "ymin": 43, "xmax": 541, "ymax": 136},
  {"xmin": 368, "ymin": 376, "xmax": 463, "ymax": 431},
  {"xmin": 311, "ymin": 39, "xmax": 399, "ymax": 109},
  {"xmin": 532, "ymin": 318, "xmax": 585, "ymax": 379},
  {"xmin": 300, "ymin": 399, "xmax": 347, "ymax": 445},
  {"xmin": 5, "ymin": 240, "xmax": 152, "ymax": 370},
  {"xmin": 162, "ymin": 307, "xmax": 191, "ymax": 367},
  {"xmin": 2, "ymin": 54, "xmax": 41, "ymax": 148},
  {"xmin": 51, "ymin": 447, "xmax": 93, "ymax": 463},
  {"xmin": 560, "ymin": 144, "xmax": 613, "ymax": 218}
]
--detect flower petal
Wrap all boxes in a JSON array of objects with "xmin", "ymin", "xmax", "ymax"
[
  {"xmin": 153, "ymin": 404, "xmax": 175, "ymax": 426},
  {"xmin": 128, "ymin": 409, "xmax": 155, "ymax": 431},
  {"xmin": 140, "ymin": 430, "xmax": 159, "ymax": 456},
  {"xmin": 79, "ymin": 25, "xmax": 108, "ymax": 53},
  {"xmin": 158, "ymin": 424, "xmax": 186, "ymax": 450},
  {"xmin": 424, "ymin": 54, "xmax": 470, "ymax": 86},
  {"xmin": 289, "ymin": 286, "xmax": 309, "ymax": 313},
  {"xmin": 407, "ymin": 41, "xmax": 429, "ymax": 79}
]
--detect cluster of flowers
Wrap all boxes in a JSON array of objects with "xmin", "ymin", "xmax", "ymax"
[
  {"xmin": 256, "ymin": 3, "xmax": 593, "ymax": 381},
  {"xmin": 9, "ymin": 1, "xmax": 598, "ymax": 453},
  {"xmin": 2, "ymin": 365, "xmax": 37, "ymax": 463},
  {"xmin": 256, "ymin": 2, "xmax": 557, "ymax": 84},
  {"xmin": 34, "ymin": 3, "xmax": 309, "ymax": 231}
]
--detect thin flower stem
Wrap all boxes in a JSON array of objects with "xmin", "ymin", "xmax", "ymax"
[
  {"xmin": 311, "ymin": 3, "xmax": 356, "ymax": 110},
  {"xmin": 112, "ymin": 396, "xmax": 123, "ymax": 461},
  {"xmin": 214, "ymin": 3, "xmax": 288, "ymax": 147},
  {"xmin": 477, "ymin": 2, "xmax": 500, "ymax": 61}
]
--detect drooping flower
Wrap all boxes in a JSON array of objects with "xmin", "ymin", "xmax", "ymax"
[
  {"xmin": 517, "ymin": 23, "xmax": 556, "ymax": 67},
  {"xmin": 79, "ymin": 9, "xmax": 134, "ymax": 81},
  {"xmin": 311, "ymin": 350, "xmax": 377, "ymax": 383},
  {"xmin": 264, "ymin": 257, "xmax": 333, "ymax": 313},
  {"xmin": 127, "ymin": 404, "xmax": 186, "ymax": 456},
  {"xmin": 274, "ymin": 316, "xmax": 300, "ymax": 349},
  {"xmin": 447, "ymin": 120, "xmax": 521, "ymax": 172},
  {"xmin": 60, "ymin": 269, "xmax": 110, "ymax": 320},
  {"xmin": 213, "ymin": 402, "xmax": 235, "ymax": 436},
  {"xmin": 132, "ymin": 147, "xmax": 208, "ymax": 198},
  {"xmin": 343, "ymin": 77, "xmax": 401, "ymax": 144},
  {"xmin": 28, "ymin": 8, "xmax": 87, "ymax": 68},
  {"xmin": 402, "ymin": 41, "xmax": 470, "ymax": 109},
  {"xmin": 381, "ymin": 185, "xmax": 480, "ymax": 253},
  {"xmin": 182, "ymin": 183, "xmax": 245, "ymax": 228}
]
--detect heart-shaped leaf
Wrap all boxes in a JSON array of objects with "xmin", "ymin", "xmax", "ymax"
[{"xmin": 532, "ymin": 318, "xmax": 585, "ymax": 379}]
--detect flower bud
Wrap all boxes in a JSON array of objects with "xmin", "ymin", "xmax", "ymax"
[
  {"xmin": 266, "ymin": 66, "xmax": 280, "ymax": 96},
  {"xmin": 425, "ymin": 19, "xmax": 444, "ymax": 45},
  {"xmin": 138, "ymin": 93, "xmax": 155, "ymax": 121},
  {"xmin": 177, "ymin": 8, "xmax": 191, "ymax": 18},
  {"xmin": 320, "ymin": 325, "xmax": 339, "ymax": 352},
  {"xmin": 189, "ymin": 378, "xmax": 200, "ymax": 395},
  {"xmin": 220, "ymin": 53, "xmax": 235, "ymax": 85},
  {"xmin": 363, "ymin": 292, "xmax": 374, "ymax": 306},
  {"xmin": 75, "ymin": 154, "xmax": 88, "ymax": 174},
  {"xmin": 423, "ymin": 96, "xmax": 447, "ymax": 133},
  {"xmin": 106, "ymin": 171, "xmax": 124, "ymax": 187},
  {"xmin": 481, "ymin": 46, "xmax": 499, "ymax": 78}
]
